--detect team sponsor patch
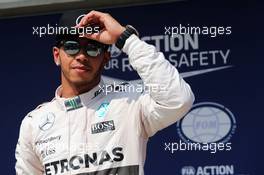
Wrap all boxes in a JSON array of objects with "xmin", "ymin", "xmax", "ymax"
[
  {"xmin": 39, "ymin": 112, "xmax": 56, "ymax": 131},
  {"xmin": 64, "ymin": 96, "xmax": 83, "ymax": 111},
  {"xmin": 44, "ymin": 147, "xmax": 125, "ymax": 175},
  {"xmin": 91, "ymin": 120, "xmax": 115, "ymax": 134},
  {"xmin": 35, "ymin": 135, "xmax": 61, "ymax": 146},
  {"xmin": 96, "ymin": 102, "xmax": 109, "ymax": 118}
]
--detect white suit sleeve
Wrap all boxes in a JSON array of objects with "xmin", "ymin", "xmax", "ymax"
[
  {"xmin": 122, "ymin": 34, "xmax": 195, "ymax": 137},
  {"xmin": 15, "ymin": 116, "xmax": 43, "ymax": 175}
]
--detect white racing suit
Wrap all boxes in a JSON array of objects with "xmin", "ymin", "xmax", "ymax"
[{"xmin": 15, "ymin": 34, "xmax": 194, "ymax": 175}]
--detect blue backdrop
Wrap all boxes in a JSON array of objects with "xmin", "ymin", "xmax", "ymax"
[{"xmin": 0, "ymin": 1, "xmax": 262, "ymax": 174}]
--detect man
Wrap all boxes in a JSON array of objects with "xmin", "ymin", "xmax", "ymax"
[{"xmin": 15, "ymin": 10, "xmax": 194, "ymax": 175}]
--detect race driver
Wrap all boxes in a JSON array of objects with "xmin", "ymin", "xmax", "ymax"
[{"xmin": 15, "ymin": 10, "xmax": 194, "ymax": 175}]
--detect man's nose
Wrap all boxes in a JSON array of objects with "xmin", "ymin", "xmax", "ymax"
[{"xmin": 75, "ymin": 49, "xmax": 89, "ymax": 62}]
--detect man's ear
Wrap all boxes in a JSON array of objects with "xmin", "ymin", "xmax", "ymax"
[{"xmin": 53, "ymin": 47, "xmax": 61, "ymax": 66}]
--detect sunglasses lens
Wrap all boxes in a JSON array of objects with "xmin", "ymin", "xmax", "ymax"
[
  {"xmin": 63, "ymin": 41, "xmax": 80, "ymax": 55},
  {"xmin": 86, "ymin": 45, "xmax": 102, "ymax": 57},
  {"xmin": 62, "ymin": 40, "xmax": 103, "ymax": 57}
]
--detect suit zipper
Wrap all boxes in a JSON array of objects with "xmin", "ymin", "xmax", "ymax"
[{"xmin": 67, "ymin": 110, "xmax": 71, "ymax": 175}]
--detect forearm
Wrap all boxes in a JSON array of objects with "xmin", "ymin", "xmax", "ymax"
[{"xmin": 122, "ymin": 34, "xmax": 195, "ymax": 107}]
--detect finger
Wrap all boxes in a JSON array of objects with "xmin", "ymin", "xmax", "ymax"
[
  {"xmin": 78, "ymin": 11, "xmax": 96, "ymax": 27},
  {"xmin": 79, "ymin": 11, "xmax": 108, "ymax": 27},
  {"xmin": 76, "ymin": 16, "xmax": 101, "ymax": 29},
  {"xmin": 76, "ymin": 16, "xmax": 92, "ymax": 28},
  {"xmin": 81, "ymin": 33, "xmax": 100, "ymax": 42}
]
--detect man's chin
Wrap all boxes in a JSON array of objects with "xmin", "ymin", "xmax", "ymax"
[
  {"xmin": 71, "ymin": 79, "xmax": 94, "ymax": 86},
  {"xmin": 70, "ymin": 76, "xmax": 100, "ymax": 87},
  {"xmin": 69, "ymin": 69, "xmax": 102, "ymax": 88}
]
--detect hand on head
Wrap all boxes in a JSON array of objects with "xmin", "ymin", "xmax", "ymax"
[{"xmin": 75, "ymin": 10, "xmax": 126, "ymax": 45}]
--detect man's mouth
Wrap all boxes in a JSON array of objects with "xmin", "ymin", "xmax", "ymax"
[{"xmin": 72, "ymin": 65, "xmax": 91, "ymax": 73}]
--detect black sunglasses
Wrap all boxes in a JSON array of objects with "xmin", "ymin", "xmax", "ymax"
[{"xmin": 58, "ymin": 40, "xmax": 106, "ymax": 57}]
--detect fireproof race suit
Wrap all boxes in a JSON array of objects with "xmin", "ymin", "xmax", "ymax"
[{"xmin": 15, "ymin": 34, "xmax": 194, "ymax": 175}]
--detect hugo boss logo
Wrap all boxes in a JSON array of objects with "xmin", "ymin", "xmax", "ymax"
[{"xmin": 91, "ymin": 120, "xmax": 115, "ymax": 134}]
